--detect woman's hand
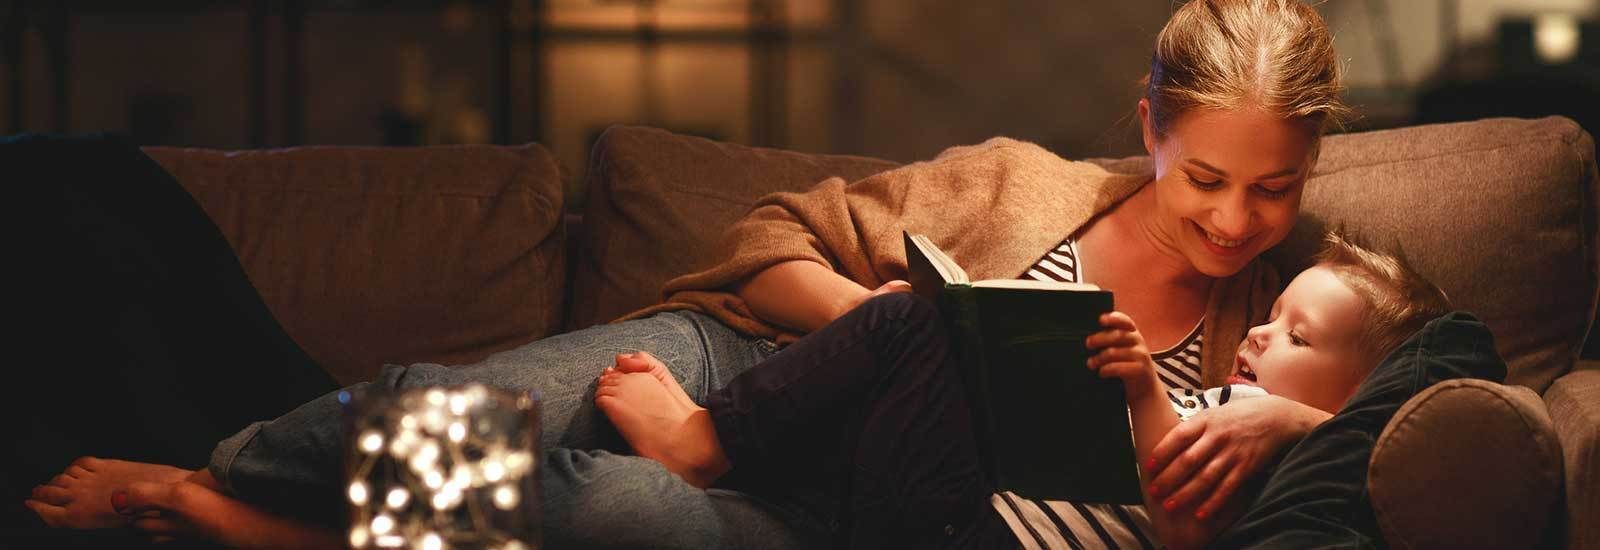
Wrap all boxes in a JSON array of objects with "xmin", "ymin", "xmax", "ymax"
[{"xmin": 1144, "ymin": 394, "xmax": 1330, "ymax": 520}]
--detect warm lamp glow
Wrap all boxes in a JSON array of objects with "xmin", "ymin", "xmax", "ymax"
[{"xmin": 1535, "ymin": 13, "xmax": 1581, "ymax": 64}]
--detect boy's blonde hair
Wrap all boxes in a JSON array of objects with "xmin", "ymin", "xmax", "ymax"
[
  {"xmin": 1313, "ymin": 230, "xmax": 1453, "ymax": 366},
  {"xmin": 1144, "ymin": 0, "xmax": 1351, "ymax": 137}
]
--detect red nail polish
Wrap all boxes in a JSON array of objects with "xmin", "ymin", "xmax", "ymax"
[
  {"xmin": 1146, "ymin": 458, "xmax": 1158, "ymax": 470},
  {"xmin": 111, "ymin": 491, "xmax": 128, "ymax": 514},
  {"xmin": 1147, "ymin": 485, "xmax": 1161, "ymax": 497},
  {"xmin": 1163, "ymin": 498, "xmax": 1177, "ymax": 511},
  {"xmin": 1195, "ymin": 510, "xmax": 1208, "ymax": 520}
]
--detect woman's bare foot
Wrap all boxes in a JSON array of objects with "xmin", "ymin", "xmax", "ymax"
[
  {"xmin": 596, "ymin": 352, "xmax": 730, "ymax": 488},
  {"xmin": 117, "ymin": 479, "xmax": 341, "ymax": 549},
  {"xmin": 23, "ymin": 456, "xmax": 190, "ymax": 529}
]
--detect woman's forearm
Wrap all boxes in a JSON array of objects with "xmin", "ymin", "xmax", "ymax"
[{"xmin": 735, "ymin": 260, "xmax": 871, "ymax": 333}]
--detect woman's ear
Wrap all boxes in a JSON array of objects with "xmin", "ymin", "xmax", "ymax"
[{"xmin": 1138, "ymin": 98, "xmax": 1158, "ymax": 156}]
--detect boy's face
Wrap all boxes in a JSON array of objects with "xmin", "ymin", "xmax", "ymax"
[{"xmin": 1230, "ymin": 265, "xmax": 1370, "ymax": 414}]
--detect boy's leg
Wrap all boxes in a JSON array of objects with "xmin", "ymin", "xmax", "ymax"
[{"xmin": 703, "ymin": 293, "xmax": 1016, "ymax": 548}]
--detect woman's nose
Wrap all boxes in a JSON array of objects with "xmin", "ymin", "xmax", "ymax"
[{"xmin": 1209, "ymin": 193, "xmax": 1253, "ymax": 237}]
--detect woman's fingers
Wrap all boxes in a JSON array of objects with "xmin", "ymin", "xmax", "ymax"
[
  {"xmin": 1193, "ymin": 465, "xmax": 1249, "ymax": 520},
  {"xmin": 1162, "ymin": 449, "xmax": 1231, "ymax": 513},
  {"xmin": 1146, "ymin": 421, "xmax": 1218, "ymax": 496}
]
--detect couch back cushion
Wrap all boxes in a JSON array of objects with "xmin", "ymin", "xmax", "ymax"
[
  {"xmin": 146, "ymin": 144, "xmax": 566, "ymax": 385},
  {"xmin": 1264, "ymin": 116, "xmax": 1598, "ymax": 393},
  {"xmin": 570, "ymin": 126, "xmax": 900, "ymax": 330}
]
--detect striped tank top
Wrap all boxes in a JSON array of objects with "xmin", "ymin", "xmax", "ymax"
[{"xmin": 995, "ymin": 236, "xmax": 1206, "ymax": 549}]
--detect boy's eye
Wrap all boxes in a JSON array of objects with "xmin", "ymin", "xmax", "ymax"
[{"xmin": 1289, "ymin": 331, "xmax": 1308, "ymax": 346}]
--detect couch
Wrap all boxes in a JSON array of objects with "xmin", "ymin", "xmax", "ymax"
[{"xmin": 144, "ymin": 115, "xmax": 1598, "ymax": 549}]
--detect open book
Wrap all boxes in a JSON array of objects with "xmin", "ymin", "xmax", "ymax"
[{"xmin": 904, "ymin": 231, "xmax": 1141, "ymax": 504}]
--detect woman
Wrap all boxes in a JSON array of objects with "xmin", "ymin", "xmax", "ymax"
[{"xmin": 22, "ymin": 0, "xmax": 1346, "ymax": 547}]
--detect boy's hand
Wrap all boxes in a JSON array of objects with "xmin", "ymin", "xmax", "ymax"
[{"xmin": 1085, "ymin": 311, "xmax": 1162, "ymax": 400}]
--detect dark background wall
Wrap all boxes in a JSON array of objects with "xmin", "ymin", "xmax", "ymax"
[{"xmin": 4, "ymin": 0, "xmax": 1597, "ymax": 204}]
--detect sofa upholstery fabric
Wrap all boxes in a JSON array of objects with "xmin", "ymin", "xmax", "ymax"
[
  {"xmin": 572, "ymin": 125, "xmax": 900, "ymax": 330},
  {"xmin": 1545, "ymin": 367, "xmax": 1600, "ymax": 550},
  {"xmin": 146, "ymin": 144, "xmax": 566, "ymax": 385},
  {"xmin": 1368, "ymin": 379, "xmax": 1563, "ymax": 549}
]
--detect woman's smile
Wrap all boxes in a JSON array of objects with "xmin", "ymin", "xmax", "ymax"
[{"xmin": 1191, "ymin": 220, "xmax": 1253, "ymax": 257}]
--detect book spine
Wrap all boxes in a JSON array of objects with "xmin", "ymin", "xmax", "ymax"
[{"xmin": 941, "ymin": 285, "xmax": 1000, "ymax": 488}]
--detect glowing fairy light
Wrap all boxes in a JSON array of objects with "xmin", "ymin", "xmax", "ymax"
[
  {"xmin": 359, "ymin": 431, "xmax": 384, "ymax": 454},
  {"xmin": 385, "ymin": 488, "xmax": 409, "ymax": 510},
  {"xmin": 370, "ymin": 514, "xmax": 395, "ymax": 535},
  {"xmin": 483, "ymin": 460, "xmax": 506, "ymax": 483},
  {"xmin": 348, "ymin": 481, "xmax": 369, "ymax": 505},
  {"xmin": 346, "ymin": 384, "xmax": 539, "ymax": 548},
  {"xmin": 492, "ymin": 485, "xmax": 519, "ymax": 510},
  {"xmin": 451, "ymin": 464, "xmax": 473, "ymax": 487},
  {"xmin": 411, "ymin": 442, "xmax": 440, "ymax": 471}
]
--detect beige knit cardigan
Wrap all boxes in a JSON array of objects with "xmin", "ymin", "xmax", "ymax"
[{"xmin": 622, "ymin": 137, "xmax": 1279, "ymax": 388}]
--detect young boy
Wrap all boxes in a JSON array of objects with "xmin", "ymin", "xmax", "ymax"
[{"xmin": 595, "ymin": 230, "xmax": 1454, "ymax": 549}]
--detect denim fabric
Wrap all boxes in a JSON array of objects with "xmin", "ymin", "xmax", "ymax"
[
  {"xmin": 212, "ymin": 310, "xmax": 828, "ymax": 549},
  {"xmin": 708, "ymin": 293, "xmax": 1018, "ymax": 549},
  {"xmin": 1214, "ymin": 312, "xmax": 1507, "ymax": 549}
]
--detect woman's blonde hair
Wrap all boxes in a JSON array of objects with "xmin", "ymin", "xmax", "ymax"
[{"xmin": 1144, "ymin": 0, "xmax": 1351, "ymax": 136}]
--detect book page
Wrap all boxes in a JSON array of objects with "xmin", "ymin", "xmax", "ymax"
[
  {"xmin": 971, "ymin": 279, "xmax": 1099, "ymax": 291},
  {"xmin": 906, "ymin": 232, "xmax": 969, "ymax": 284}
]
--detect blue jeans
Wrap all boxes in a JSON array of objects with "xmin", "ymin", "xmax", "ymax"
[{"xmin": 211, "ymin": 311, "xmax": 828, "ymax": 549}]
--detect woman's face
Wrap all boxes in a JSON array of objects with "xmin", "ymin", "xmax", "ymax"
[{"xmin": 1139, "ymin": 101, "xmax": 1318, "ymax": 278}]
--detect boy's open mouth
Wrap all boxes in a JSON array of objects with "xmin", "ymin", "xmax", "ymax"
[{"xmin": 1230, "ymin": 354, "xmax": 1259, "ymax": 385}]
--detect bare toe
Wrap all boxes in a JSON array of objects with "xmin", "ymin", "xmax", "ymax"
[
  {"xmin": 28, "ymin": 458, "xmax": 194, "ymax": 530},
  {"xmin": 24, "ymin": 500, "xmax": 67, "ymax": 527},
  {"xmin": 31, "ymin": 484, "xmax": 71, "ymax": 505},
  {"xmin": 596, "ymin": 372, "xmax": 728, "ymax": 488}
]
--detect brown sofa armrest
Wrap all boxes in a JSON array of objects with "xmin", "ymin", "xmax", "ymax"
[
  {"xmin": 1368, "ymin": 379, "xmax": 1563, "ymax": 550},
  {"xmin": 1547, "ymin": 366, "xmax": 1600, "ymax": 550}
]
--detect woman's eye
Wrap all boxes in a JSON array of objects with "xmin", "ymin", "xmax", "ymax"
[
  {"xmin": 1186, "ymin": 175, "xmax": 1223, "ymax": 191},
  {"xmin": 1255, "ymin": 184, "xmax": 1290, "ymax": 199}
]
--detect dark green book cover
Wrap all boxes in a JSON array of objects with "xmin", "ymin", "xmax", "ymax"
[{"xmin": 904, "ymin": 231, "xmax": 1142, "ymax": 504}]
